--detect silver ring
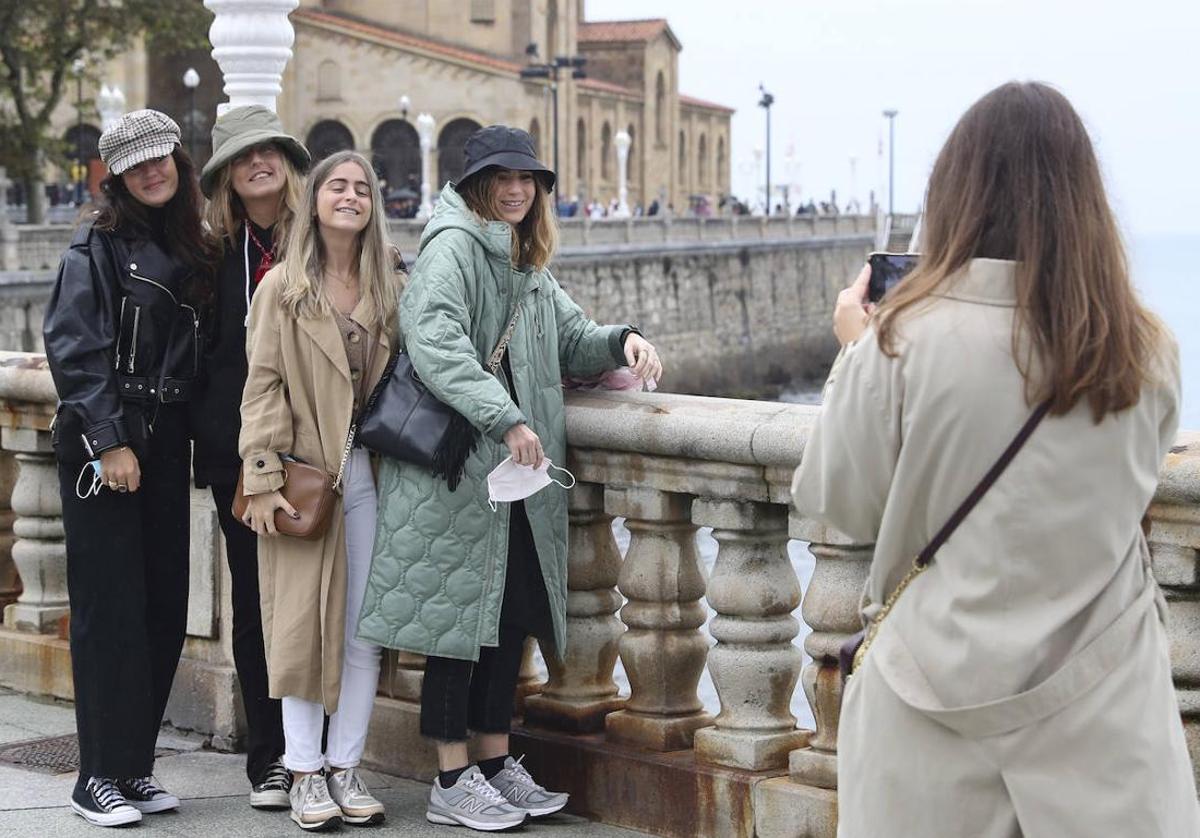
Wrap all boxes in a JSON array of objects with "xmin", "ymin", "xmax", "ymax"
[{"xmin": 117, "ymin": 485, "xmax": 128, "ymax": 493}]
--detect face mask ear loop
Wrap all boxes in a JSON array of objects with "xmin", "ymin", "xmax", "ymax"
[
  {"xmin": 488, "ymin": 496, "xmax": 499, "ymax": 513},
  {"xmin": 76, "ymin": 461, "xmax": 101, "ymax": 500},
  {"xmin": 548, "ymin": 463, "xmax": 576, "ymax": 490}
]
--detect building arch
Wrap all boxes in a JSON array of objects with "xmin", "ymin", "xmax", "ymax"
[
  {"xmin": 600, "ymin": 121, "xmax": 612, "ymax": 183},
  {"xmin": 317, "ymin": 59, "xmax": 342, "ymax": 101},
  {"xmin": 576, "ymin": 117, "xmax": 587, "ymax": 196},
  {"xmin": 63, "ymin": 123, "xmax": 102, "ymax": 166},
  {"xmin": 698, "ymin": 134, "xmax": 708, "ymax": 187},
  {"xmin": 437, "ymin": 117, "xmax": 482, "ymax": 187},
  {"xmin": 305, "ymin": 119, "xmax": 355, "ymax": 162},
  {"xmin": 678, "ymin": 130, "xmax": 687, "ymax": 190},
  {"xmin": 717, "ymin": 136, "xmax": 727, "ymax": 188},
  {"xmin": 626, "ymin": 123, "xmax": 637, "ymax": 188},
  {"xmin": 655, "ymin": 72, "xmax": 666, "ymax": 145},
  {"xmin": 370, "ymin": 118, "xmax": 420, "ymax": 193}
]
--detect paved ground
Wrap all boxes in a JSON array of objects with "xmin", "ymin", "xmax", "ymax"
[{"xmin": 0, "ymin": 688, "xmax": 649, "ymax": 837}]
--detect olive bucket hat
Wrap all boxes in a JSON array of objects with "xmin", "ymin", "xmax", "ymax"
[
  {"xmin": 199, "ymin": 105, "xmax": 310, "ymax": 197},
  {"xmin": 456, "ymin": 125, "xmax": 555, "ymax": 193}
]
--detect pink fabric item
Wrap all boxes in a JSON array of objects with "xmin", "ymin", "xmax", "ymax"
[{"xmin": 562, "ymin": 366, "xmax": 647, "ymax": 391}]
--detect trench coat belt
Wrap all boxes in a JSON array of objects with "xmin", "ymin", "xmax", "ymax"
[{"xmin": 874, "ymin": 577, "xmax": 1160, "ymax": 739}]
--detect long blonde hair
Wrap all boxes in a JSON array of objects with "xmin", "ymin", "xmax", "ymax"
[
  {"xmin": 276, "ymin": 150, "xmax": 400, "ymax": 334},
  {"xmin": 458, "ymin": 169, "xmax": 558, "ymax": 270},
  {"xmin": 204, "ymin": 146, "xmax": 304, "ymax": 246},
  {"xmin": 874, "ymin": 82, "xmax": 1164, "ymax": 422}
]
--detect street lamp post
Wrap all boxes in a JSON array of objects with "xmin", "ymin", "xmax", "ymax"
[
  {"xmin": 614, "ymin": 129, "xmax": 631, "ymax": 218},
  {"xmin": 521, "ymin": 43, "xmax": 586, "ymax": 213},
  {"xmin": 72, "ymin": 58, "xmax": 85, "ymax": 205},
  {"xmin": 758, "ymin": 84, "xmax": 774, "ymax": 215},
  {"xmin": 882, "ymin": 108, "xmax": 898, "ymax": 217},
  {"xmin": 416, "ymin": 112, "xmax": 435, "ymax": 220},
  {"xmin": 183, "ymin": 68, "xmax": 200, "ymax": 160}
]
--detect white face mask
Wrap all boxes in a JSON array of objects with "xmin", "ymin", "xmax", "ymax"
[
  {"xmin": 75, "ymin": 459, "xmax": 102, "ymax": 500},
  {"xmin": 487, "ymin": 456, "xmax": 576, "ymax": 511}
]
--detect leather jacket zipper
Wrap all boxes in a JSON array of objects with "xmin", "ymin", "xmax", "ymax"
[
  {"xmin": 114, "ymin": 296, "xmax": 127, "ymax": 371},
  {"xmin": 182, "ymin": 304, "xmax": 199, "ymax": 375},
  {"xmin": 127, "ymin": 306, "xmax": 141, "ymax": 373},
  {"xmin": 131, "ymin": 272, "xmax": 179, "ymax": 304}
]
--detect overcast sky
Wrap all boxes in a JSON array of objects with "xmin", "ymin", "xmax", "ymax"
[{"xmin": 588, "ymin": 0, "xmax": 1199, "ymax": 236}]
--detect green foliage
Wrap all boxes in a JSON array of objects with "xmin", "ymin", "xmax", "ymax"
[{"xmin": 0, "ymin": 0, "xmax": 210, "ymax": 185}]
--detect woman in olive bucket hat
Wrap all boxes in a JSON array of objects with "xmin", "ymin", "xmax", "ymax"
[
  {"xmin": 192, "ymin": 105, "xmax": 309, "ymax": 812},
  {"xmin": 356, "ymin": 125, "xmax": 663, "ymax": 831}
]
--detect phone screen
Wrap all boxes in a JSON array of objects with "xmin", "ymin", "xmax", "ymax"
[{"xmin": 867, "ymin": 252, "xmax": 919, "ymax": 303}]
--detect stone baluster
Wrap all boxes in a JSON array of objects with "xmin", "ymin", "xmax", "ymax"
[
  {"xmin": 786, "ymin": 515, "xmax": 871, "ymax": 791},
  {"xmin": 2, "ymin": 428, "xmax": 67, "ymax": 634},
  {"xmin": 513, "ymin": 636, "xmax": 545, "ymax": 715},
  {"xmin": 525, "ymin": 482, "xmax": 626, "ymax": 732},
  {"xmin": 604, "ymin": 487, "xmax": 713, "ymax": 750},
  {"xmin": 204, "ymin": 0, "xmax": 299, "ymax": 116},
  {"xmin": 692, "ymin": 500, "xmax": 808, "ymax": 769},
  {"xmin": 0, "ymin": 452, "xmax": 19, "ymax": 608}
]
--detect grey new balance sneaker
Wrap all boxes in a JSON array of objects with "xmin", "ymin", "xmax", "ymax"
[
  {"xmin": 487, "ymin": 756, "xmax": 569, "ymax": 817},
  {"xmin": 426, "ymin": 766, "xmax": 527, "ymax": 832},
  {"xmin": 288, "ymin": 772, "xmax": 342, "ymax": 831},
  {"xmin": 327, "ymin": 766, "xmax": 385, "ymax": 825}
]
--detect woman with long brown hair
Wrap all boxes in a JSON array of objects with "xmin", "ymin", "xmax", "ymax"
[
  {"xmin": 357, "ymin": 125, "xmax": 662, "ymax": 832},
  {"xmin": 44, "ymin": 110, "xmax": 217, "ymax": 827},
  {"xmin": 793, "ymin": 81, "xmax": 1198, "ymax": 836}
]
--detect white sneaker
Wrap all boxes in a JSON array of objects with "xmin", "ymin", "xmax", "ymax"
[
  {"xmin": 70, "ymin": 777, "xmax": 142, "ymax": 827},
  {"xmin": 426, "ymin": 766, "xmax": 527, "ymax": 832},
  {"xmin": 487, "ymin": 756, "xmax": 569, "ymax": 817},
  {"xmin": 327, "ymin": 766, "xmax": 385, "ymax": 825},
  {"xmin": 288, "ymin": 772, "xmax": 342, "ymax": 832}
]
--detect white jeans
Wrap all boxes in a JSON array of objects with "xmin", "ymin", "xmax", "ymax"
[{"xmin": 281, "ymin": 448, "xmax": 381, "ymax": 772}]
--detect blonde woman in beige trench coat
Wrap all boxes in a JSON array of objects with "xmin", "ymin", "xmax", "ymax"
[
  {"xmin": 239, "ymin": 151, "xmax": 402, "ymax": 831},
  {"xmin": 792, "ymin": 82, "xmax": 1200, "ymax": 837}
]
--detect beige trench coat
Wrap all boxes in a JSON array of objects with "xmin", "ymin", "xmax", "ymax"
[
  {"xmin": 239, "ymin": 269, "xmax": 390, "ymax": 714},
  {"xmin": 792, "ymin": 259, "xmax": 1199, "ymax": 836}
]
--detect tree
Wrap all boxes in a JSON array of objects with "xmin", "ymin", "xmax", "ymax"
[{"xmin": 0, "ymin": 0, "xmax": 210, "ymax": 222}]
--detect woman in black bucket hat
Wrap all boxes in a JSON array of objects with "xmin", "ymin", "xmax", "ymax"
[
  {"xmin": 357, "ymin": 125, "xmax": 663, "ymax": 831},
  {"xmin": 192, "ymin": 104, "xmax": 310, "ymax": 813},
  {"xmin": 43, "ymin": 109, "xmax": 218, "ymax": 827}
]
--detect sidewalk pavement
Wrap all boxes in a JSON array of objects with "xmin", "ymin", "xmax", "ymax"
[{"xmin": 0, "ymin": 688, "xmax": 649, "ymax": 837}]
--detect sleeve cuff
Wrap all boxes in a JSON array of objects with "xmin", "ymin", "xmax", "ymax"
[
  {"xmin": 485, "ymin": 403, "xmax": 527, "ymax": 443},
  {"xmin": 81, "ymin": 417, "xmax": 131, "ymax": 457},
  {"xmin": 242, "ymin": 451, "xmax": 286, "ymax": 495},
  {"xmin": 610, "ymin": 325, "xmax": 640, "ymax": 365}
]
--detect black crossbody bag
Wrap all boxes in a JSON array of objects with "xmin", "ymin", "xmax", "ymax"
[{"xmin": 839, "ymin": 400, "xmax": 1052, "ymax": 684}]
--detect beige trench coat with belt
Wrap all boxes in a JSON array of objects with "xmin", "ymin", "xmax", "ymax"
[
  {"xmin": 792, "ymin": 259, "xmax": 1199, "ymax": 837},
  {"xmin": 239, "ymin": 268, "xmax": 390, "ymax": 714}
]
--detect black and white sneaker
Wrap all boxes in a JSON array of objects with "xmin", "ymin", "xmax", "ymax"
[
  {"xmin": 115, "ymin": 776, "xmax": 180, "ymax": 814},
  {"xmin": 71, "ymin": 777, "xmax": 142, "ymax": 827},
  {"xmin": 250, "ymin": 760, "xmax": 293, "ymax": 810}
]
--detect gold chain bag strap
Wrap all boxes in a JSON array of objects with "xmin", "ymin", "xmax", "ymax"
[{"xmin": 839, "ymin": 400, "xmax": 1051, "ymax": 683}]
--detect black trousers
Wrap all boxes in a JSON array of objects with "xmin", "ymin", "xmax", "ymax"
[
  {"xmin": 59, "ymin": 405, "xmax": 190, "ymax": 783},
  {"xmin": 210, "ymin": 481, "xmax": 285, "ymax": 785},
  {"xmin": 420, "ymin": 501, "xmax": 549, "ymax": 742}
]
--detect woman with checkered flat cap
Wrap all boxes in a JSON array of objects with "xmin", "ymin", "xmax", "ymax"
[{"xmin": 43, "ymin": 109, "xmax": 218, "ymax": 828}]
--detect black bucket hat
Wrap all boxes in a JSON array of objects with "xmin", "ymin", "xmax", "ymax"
[{"xmin": 456, "ymin": 125, "xmax": 556, "ymax": 193}]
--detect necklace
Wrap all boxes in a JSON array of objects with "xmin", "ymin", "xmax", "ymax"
[
  {"xmin": 245, "ymin": 223, "xmax": 275, "ymax": 284},
  {"xmin": 325, "ymin": 268, "xmax": 358, "ymax": 287}
]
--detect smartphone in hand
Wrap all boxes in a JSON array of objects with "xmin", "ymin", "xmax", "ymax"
[{"xmin": 867, "ymin": 252, "xmax": 920, "ymax": 303}]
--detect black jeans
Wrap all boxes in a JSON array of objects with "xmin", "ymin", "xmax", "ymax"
[
  {"xmin": 419, "ymin": 501, "xmax": 549, "ymax": 742},
  {"xmin": 210, "ymin": 481, "xmax": 285, "ymax": 785},
  {"xmin": 59, "ymin": 405, "xmax": 190, "ymax": 784}
]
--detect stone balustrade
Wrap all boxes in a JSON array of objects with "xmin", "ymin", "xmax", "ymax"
[{"xmin": 0, "ymin": 351, "xmax": 1195, "ymax": 837}]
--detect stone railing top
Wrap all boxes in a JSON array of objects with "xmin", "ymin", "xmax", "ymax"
[{"xmin": 0, "ymin": 351, "xmax": 1194, "ymax": 506}]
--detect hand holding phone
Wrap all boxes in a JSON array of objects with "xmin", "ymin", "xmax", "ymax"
[{"xmin": 867, "ymin": 252, "xmax": 920, "ymax": 303}]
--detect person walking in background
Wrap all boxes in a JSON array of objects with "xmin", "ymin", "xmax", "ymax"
[
  {"xmin": 44, "ymin": 110, "xmax": 218, "ymax": 827},
  {"xmin": 792, "ymin": 81, "xmax": 1199, "ymax": 837},
  {"xmin": 356, "ymin": 125, "xmax": 662, "ymax": 832},
  {"xmin": 193, "ymin": 105, "xmax": 310, "ymax": 811},
  {"xmin": 238, "ymin": 151, "xmax": 402, "ymax": 831}
]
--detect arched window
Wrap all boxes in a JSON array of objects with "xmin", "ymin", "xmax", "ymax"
[
  {"xmin": 437, "ymin": 118, "xmax": 483, "ymax": 187},
  {"xmin": 576, "ymin": 117, "xmax": 587, "ymax": 189},
  {"xmin": 698, "ymin": 134, "xmax": 708, "ymax": 187},
  {"xmin": 305, "ymin": 120, "xmax": 355, "ymax": 162},
  {"xmin": 717, "ymin": 136, "xmax": 726, "ymax": 187},
  {"xmin": 529, "ymin": 118, "xmax": 541, "ymax": 158},
  {"xmin": 317, "ymin": 59, "xmax": 341, "ymax": 101},
  {"xmin": 63, "ymin": 123, "xmax": 101, "ymax": 167},
  {"xmin": 678, "ymin": 130, "xmax": 687, "ymax": 188},
  {"xmin": 546, "ymin": 0, "xmax": 559, "ymax": 62},
  {"xmin": 626, "ymin": 124, "xmax": 637, "ymax": 185},
  {"xmin": 370, "ymin": 119, "xmax": 420, "ymax": 194},
  {"xmin": 600, "ymin": 122, "xmax": 612, "ymax": 182},
  {"xmin": 655, "ymin": 72, "xmax": 666, "ymax": 145}
]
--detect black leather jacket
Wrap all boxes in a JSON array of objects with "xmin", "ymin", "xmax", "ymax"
[{"xmin": 44, "ymin": 221, "xmax": 201, "ymax": 461}]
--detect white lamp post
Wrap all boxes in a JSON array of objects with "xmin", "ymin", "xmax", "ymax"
[
  {"xmin": 204, "ymin": 0, "xmax": 299, "ymax": 115},
  {"xmin": 182, "ymin": 68, "xmax": 200, "ymax": 159},
  {"xmin": 416, "ymin": 112, "xmax": 436, "ymax": 220},
  {"xmin": 613, "ymin": 130, "xmax": 631, "ymax": 219}
]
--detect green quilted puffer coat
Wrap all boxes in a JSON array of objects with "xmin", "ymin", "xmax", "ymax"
[{"xmin": 357, "ymin": 184, "xmax": 629, "ymax": 661}]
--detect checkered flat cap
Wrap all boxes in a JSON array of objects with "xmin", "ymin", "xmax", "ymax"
[{"xmin": 99, "ymin": 109, "xmax": 181, "ymax": 175}]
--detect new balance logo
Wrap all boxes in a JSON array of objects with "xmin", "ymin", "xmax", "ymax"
[{"xmin": 459, "ymin": 797, "xmax": 485, "ymax": 814}]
